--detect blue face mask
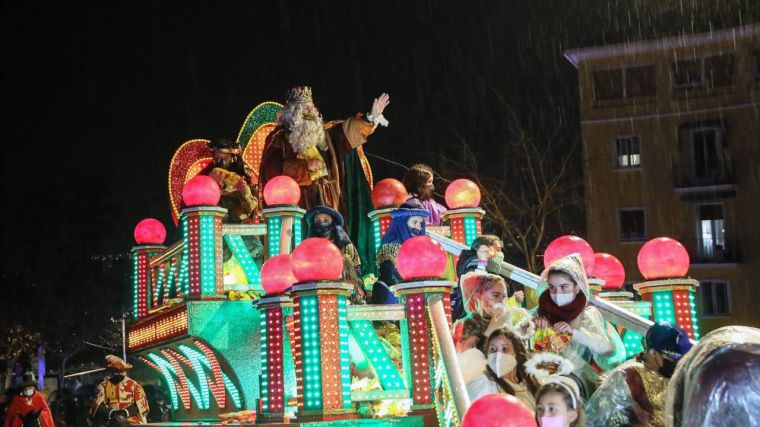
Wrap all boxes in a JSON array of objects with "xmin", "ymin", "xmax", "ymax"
[{"xmin": 409, "ymin": 227, "xmax": 422, "ymax": 236}]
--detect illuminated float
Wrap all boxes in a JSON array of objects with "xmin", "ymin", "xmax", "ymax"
[{"xmin": 124, "ymin": 101, "xmax": 701, "ymax": 427}]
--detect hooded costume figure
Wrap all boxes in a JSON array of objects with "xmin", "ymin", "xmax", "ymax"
[
  {"xmin": 586, "ymin": 323, "xmax": 693, "ymax": 427},
  {"xmin": 306, "ymin": 205, "xmax": 365, "ymax": 304},
  {"xmin": 306, "ymin": 206, "xmax": 359, "ymax": 269},
  {"xmin": 91, "ymin": 356, "xmax": 149, "ymax": 426},
  {"xmin": 370, "ymin": 203, "xmax": 429, "ymax": 304},
  {"xmin": 3, "ymin": 372, "xmax": 54, "ymax": 427},
  {"xmin": 536, "ymin": 254, "xmax": 621, "ymax": 398},
  {"xmin": 665, "ymin": 325, "xmax": 760, "ymax": 427}
]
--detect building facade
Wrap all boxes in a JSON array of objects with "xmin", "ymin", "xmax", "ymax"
[{"xmin": 564, "ymin": 24, "xmax": 760, "ymax": 332}]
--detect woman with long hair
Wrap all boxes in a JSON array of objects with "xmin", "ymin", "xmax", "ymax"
[
  {"xmin": 465, "ymin": 328, "xmax": 541, "ymax": 409},
  {"xmin": 402, "ymin": 164, "xmax": 447, "ymax": 226}
]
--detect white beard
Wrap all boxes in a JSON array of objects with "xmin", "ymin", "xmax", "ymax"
[
  {"xmin": 287, "ymin": 119, "xmax": 327, "ymax": 155},
  {"xmin": 278, "ymin": 100, "xmax": 328, "ymax": 155}
]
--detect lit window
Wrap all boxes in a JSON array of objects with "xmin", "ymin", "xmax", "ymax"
[{"xmin": 616, "ymin": 136, "xmax": 641, "ymax": 168}]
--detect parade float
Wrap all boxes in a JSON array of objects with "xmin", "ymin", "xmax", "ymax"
[{"xmin": 125, "ymin": 101, "xmax": 700, "ymax": 426}]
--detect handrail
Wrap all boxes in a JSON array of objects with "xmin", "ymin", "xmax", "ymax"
[
  {"xmin": 149, "ymin": 240, "xmax": 185, "ymax": 268},
  {"xmin": 427, "ymin": 231, "xmax": 654, "ymax": 335},
  {"xmin": 222, "ymin": 223, "xmax": 268, "ymax": 236},
  {"xmin": 428, "ymin": 294, "xmax": 469, "ymax": 424}
]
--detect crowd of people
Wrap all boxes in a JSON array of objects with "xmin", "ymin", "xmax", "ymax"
[{"xmin": 286, "ymin": 137, "xmax": 758, "ymax": 426}]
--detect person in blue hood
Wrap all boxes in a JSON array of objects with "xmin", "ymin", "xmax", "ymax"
[{"xmin": 370, "ymin": 202, "xmax": 429, "ymax": 304}]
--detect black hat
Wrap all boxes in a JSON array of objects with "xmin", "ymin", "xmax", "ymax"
[
  {"xmin": 19, "ymin": 371, "xmax": 37, "ymax": 388},
  {"xmin": 305, "ymin": 205, "xmax": 344, "ymax": 228}
]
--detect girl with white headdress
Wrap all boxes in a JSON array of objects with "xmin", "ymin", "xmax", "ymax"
[{"xmin": 532, "ymin": 253, "xmax": 616, "ymax": 398}]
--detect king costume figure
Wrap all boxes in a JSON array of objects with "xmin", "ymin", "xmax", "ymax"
[
  {"xmin": 90, "ymin": 356, "xmax": 149, "ymax": 426},
  {"xmin": 260, "ymin": 86, "xmax": 389, "ymax": 273}
]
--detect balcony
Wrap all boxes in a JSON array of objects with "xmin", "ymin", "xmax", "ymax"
[
  {"xmin": 672, "ymin": 159, "xmax": 736, "ymax": 196},
  {"xmin": 680, "ymin": 236, "xmax": 741, "ymax": 265}
]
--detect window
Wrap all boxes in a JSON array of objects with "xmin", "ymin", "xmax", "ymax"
[
  {"xmin": 593, "ymin": 65, "xmax": 656, "ymax": 102},
  {"xmin": 619, "ymin": 209, "xmax": 646, "ymax": 242},
  {"xmin": 616, "ymin": 136, "xmax": 641, "ymax": 168},
  {"xmin": 697, "ymin": 204, "xmax": 725, "ymax": 261},
  {"xmin": 672, "ymin": 54, "xmax": 735, "ymax": 91},
  {"xmin": 673, "ymin": 58, "xmax": 704, "ymax": 90},
  {"xmin": 593, "ymin": 69, "xmax": 624, "ymax": 101},
  {"xmin": 625, "ymin": 66, "xmax": 657, "ymax": 97},
  {"xmin": 691, "ymin": 126, "xmax": 726, "ymax": 184},
  {"xmin": 701, "ymin": 280, "xmax": 730, "ymax": 316},
  {"xmin": 705, "ymin": 54, "xmax": 735, "ymax": 88},
  {"xmin": 675, "ymin": 121, "xmax": 731, "ymax": 187}
]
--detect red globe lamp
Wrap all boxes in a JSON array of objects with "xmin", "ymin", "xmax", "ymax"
[
  {"xmin": 182, "ymin": 175, "xmax": 221, "ymax": 207},
  {"xmin": 462, "ymin": 393, "xmax": 537, "ymax": 427},
  {"xmin": 637, "ymin": 237, "xmax": 690, "ymax": 279},
  {"xmin": 134, "ymin": 218, "xmax": 166, "ymax": 245},
  {"xmin": 263, "ymin": 175, "xmax": 301, "ymax": 206},
  {"xmin": 371, "ymin": 178, "xmax": 407, "ymax": 208},
  {"xmin": 544, "ymin": 235, "xmax": 595, "ymax": 275},
  {"xmin": 290, "ymin": 237, "xmax": 343, "ymax": 282},
  {"xmin": 396, "ymin": 236, "xmax": 448, "ymax": 280},
  {"xmin": 444, "ymin": 179, "xmax": 481, "ymax": 209},
  {"xmin": 594, "ymin": 252, "xmax": 625, "ymax": 290},
  {"xmin": 260, "ymin": 254, "xmax": 297, "ymax": 295},
  {"xmin": 634, "ymin": 237, "xmax": 699, "ymax": 340}
]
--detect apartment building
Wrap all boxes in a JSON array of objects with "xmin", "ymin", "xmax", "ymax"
[{"xmin": 564, "ymin": 24, "xmax": 760, "ymax": 332}]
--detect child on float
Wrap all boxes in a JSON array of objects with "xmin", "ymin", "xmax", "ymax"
[
  {"xmin": 370, "ymin": 202, "xmax": 429, "ymax": 304},
  {"xmin": 451, "ymin": 235, "xmax": 525, "ymax": 321},
  {"xmin": 535, "ymin": 377, "xmax": 586, "ymax": 427},
  {"xmin": 532, "ymin": 253, "xmax": 615, "ymax": 399},
  {"xmin": 402, "ymin": 163, "xmax": 447, "ymax": 226},
  {"xmin": 462, "ymin": 327, "xmax": 541, "ymax": 409},
  {"xmin": 453, "ymin": 272, "xmax": 534, "ymax": 351}
]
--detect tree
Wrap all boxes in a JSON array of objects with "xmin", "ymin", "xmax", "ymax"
[
  {"xmin": 438, "ymin": 109, "xmax": 584, "ymax": 305},
  {"xmin": 0, "ymin": 324, "xmax": 41, "ymax": 390}
]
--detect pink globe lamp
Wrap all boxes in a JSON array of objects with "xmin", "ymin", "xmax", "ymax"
[
  {"xmin": 134, "ymin": 218, "xmax": 166, "ymax": 245},
  {"xmin": 182, "ymin": 175, "xmax": 221, "ymax": 207},
  {"xmin": 290, "ymin": 238, "xmax": 344, "ymax": 282}
]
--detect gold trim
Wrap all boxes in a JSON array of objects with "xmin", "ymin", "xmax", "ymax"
[
  {"xmin": 149, "ymin": 241, "xmax": 185, "ymax": 267},
  {"xmin": 634, "ymin": 278, "xmax": 699, "ymax": 293}
]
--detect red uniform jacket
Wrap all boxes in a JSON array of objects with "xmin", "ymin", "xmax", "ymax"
[{"xmin": 3, "ymin": 392, "xmax": 54, "ymax": 427}]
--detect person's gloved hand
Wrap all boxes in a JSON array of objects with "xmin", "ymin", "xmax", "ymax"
[{"xmin": 110, "ymin": 409, "xmax": 128, "ymax": 419}]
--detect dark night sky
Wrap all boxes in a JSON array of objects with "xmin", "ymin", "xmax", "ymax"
[{"xmin": 1, "ymin": 1, "xmax": 756, "ymax": 340}]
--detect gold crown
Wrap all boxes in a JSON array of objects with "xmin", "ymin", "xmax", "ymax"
[{"xmin": 287, "ymin": 86, "xmax": 313, "ymax": 103}]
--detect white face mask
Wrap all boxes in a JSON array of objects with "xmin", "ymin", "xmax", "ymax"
[
  {"xmin": 22, "ymin": 388, "xmax": 34, "ymax": 397},
  {"xmin": 487, "ymin": 352, "xmax": 517, "ymax": 378},
  {"xmin": 551, "ymin": 292, "xmax": 576, "ymax": 307},
  {"xmin": 539, "ymin": 415, "xmax": 566, "ymax": 427}
]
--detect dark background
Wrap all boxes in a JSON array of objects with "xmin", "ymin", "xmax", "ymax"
[{"xmin": 1, "ymin": 1, "xmax": 757, "ymax": 369}]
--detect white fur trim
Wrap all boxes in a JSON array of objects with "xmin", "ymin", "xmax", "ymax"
[{"xmin": 525, "ymin": 353, "xmax": 575, "ymax": 379}]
